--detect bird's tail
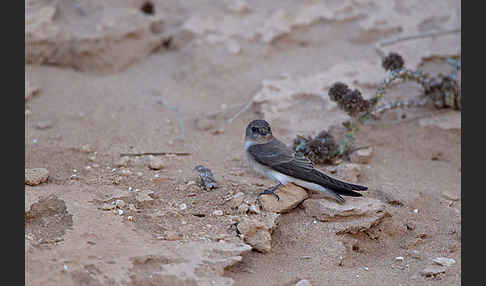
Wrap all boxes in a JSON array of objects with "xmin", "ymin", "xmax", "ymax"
[{"xmin": 313, "ymin": 170, "xmax": 368, "ymax": 200}]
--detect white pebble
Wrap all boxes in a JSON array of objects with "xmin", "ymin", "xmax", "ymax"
[
  {"xmin": 432, "ymin": 257, "xmax": 456, "ymax": 267},
  {"xmin": 212, "ymin": 210, "xmax": 224, "ymax": 216},
  {"xmin": 179, "ymin": 203, "xmax": 187, "ymax": 211},
  {"xmin": 413, "ymin": 209, "xmax": 419, "ymax": 214},
  {"xmin": 117, "ymin": 209, "xmax": 124, "ymax": 216},
  {"xmin": 395, "ymin": 256, "xmax": 404, "ymax": 262}
]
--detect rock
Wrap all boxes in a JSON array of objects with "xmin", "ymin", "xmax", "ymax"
[
  {"xmin": 102, "ymin": 203, "xmax": 115, "ymax": 211},
  {"xmin": 408, "ymin": 250, "xmax": 422, "ymax": 259},
  {"xmin": 26, "ymin": 4, "xmax": 171, "ymax": 74},
  {"xmin": 229, "ymin": 192, "xmax": 246, "ymax": 209},
  {"xmin": 134, "ymin": 189, "xmax": 154, "ymax": 205},
  {"xmin": 224, "ymin": 0, "xmax": 250, "ymax": 13},
  {"xmin": 441, "ymin": 190, "xmax": 460, "ymax": 201},
  {"xmin": 35, "ymin": 120, "xmax": 53, "ymax": 130},
  {"xmin": 251, "ymin": 61, "xmax": 382, "ymax": 137},
  {"xmin": 334, "ymin": 163, "xmax": 362, "ymax": 183},
  {"xmin": 212, "ymin": 210, "xmax": 224, "ymax": 216},
  {"xmin": 395, "ymin": 256, "xmax": 404, "ymax": 262},
  {"xmin": 349, "ymin": 147, "xmax": 374, "ymax": 164},
  {"xmin": 114, "ymin": 156, "xmax": 130, "ymax": 168},
  {"xmin": 25, "ymin": 80, "xmax": 40, "ymax": 102},
  {"xmin": 179, "ymin": 203, "xmax": 187, "ymax": 211},
  {"xmin": 303, "ymin": 197, "xmax": 387, "ymax": 234},
  {"xmin": 421, "ymin": 265, "xmax": 447, "ymax": 278},
  {"xmin": 148, "ymin": 155, "xmax": 164, "ymax": 170},
  {"xmin": 237, "ymin": 217, "xmax": 272, "ymax": 253},
  {"xmin": 237, "ymin": 203, "xmax": 250, "ymax": 214},
  {"xmin": 115, "ymin": 200, "xmax": 126, "ymax": 209},
  {"xmin": 25, "ymin": 168, "xmax": 49, "ymax": 186},
  {"xmin": 248, "ymin": 204, "xmax": 260, "ymax": 214},
  {"xmin": 259, "ymin": 212, "xmax": 280, "ymax": 233},
  {"xmin": 296, "ymin": 279, "xmax": 312, "ymax": 286},
  {"xmin": 259, "ymin": 184, "xmax": 308, "ymax": 213},
  {"xmin": 165, "ymin": 231, "xmax": 181, "ymax": 241},
  {"xmin": 419, "ymin": 112, "xmax": 461, "ymax": 131},
  {"xmin": 432, "ymin": 257, "xmax": 456, "ymax": 267}
]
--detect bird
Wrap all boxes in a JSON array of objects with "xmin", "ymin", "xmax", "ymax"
[{"xmin": 244, "ymin": 119, "xmax": 367, "ymax": 203}]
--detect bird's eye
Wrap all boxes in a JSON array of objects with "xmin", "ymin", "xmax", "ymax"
[{"xmin": 252, "ymin": 127, "xmax": 258, "ymax": 133}]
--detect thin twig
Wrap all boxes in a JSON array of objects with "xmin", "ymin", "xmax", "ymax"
[
  {"xmin": 120, "ymin": 152, "xmax": 190, "ymax": 157},
  {"xmin": 379, "ymin": 28, "xmax": 461, "ymax": 47},
  {"xmin": 227, "ymin": 100, "xmax": 253, "ymax": 124}
]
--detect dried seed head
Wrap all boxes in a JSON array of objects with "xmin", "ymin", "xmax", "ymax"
[
  {"xmin": 382, "ymin": 52, "xmax": 405, "ymax": 71},
  {"xmin": 329, "ymin": 82, "xmax": 350, "ymax": 103}
]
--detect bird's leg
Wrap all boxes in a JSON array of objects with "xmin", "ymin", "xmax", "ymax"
[{"xmin": 258, "ymin": 183, "xmax": 282, "ymax": 201}]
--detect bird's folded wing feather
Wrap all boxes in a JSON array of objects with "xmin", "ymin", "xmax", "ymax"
[{"xmin": 248, "ymin": 139, "xmax": 367, "ymax": 192}]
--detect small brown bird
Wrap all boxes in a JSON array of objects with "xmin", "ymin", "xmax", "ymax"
[{"xmin": 245, "ymin": 119, "xmax": 367, "ymax": 203}]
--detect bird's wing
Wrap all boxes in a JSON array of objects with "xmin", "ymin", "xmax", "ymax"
[
  {"xmin": 248, "ymin": 139, "xmax": 367, "ymax": 194},
  {"xmin": 248, "ymin": 139, "xmax": 313, "ymax": 169}
]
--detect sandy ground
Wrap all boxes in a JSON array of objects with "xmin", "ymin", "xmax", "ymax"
[{"xmin": 25, "ymin": 0, "xmax": 461, "ymax": 285}]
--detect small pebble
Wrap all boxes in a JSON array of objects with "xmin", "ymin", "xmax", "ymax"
[
  {"xmin": 295, "ymin": 279, "xmax": 312, "ymax": 286},
  {"xmin": 179, "ymin": 203, "xmax": 187, "ymax": 211},
  {"xmin": 35, "ymin": 120, "xmax": 53, "ymax": 130},
  {"xmin": 115, "ymin": 156, "xmax": 130, "ymax": 167},
  {"xmin": 117, "ymin": 209, "xmax": 124, "ymax": 216},
  {"xmin": 395, "ymin": 256, "xmax": 404, "ymax": 262},
  {"xmin": 432, "ymin": 257, "xmax": 456, "ymax": 267},
  {"xmin": 413, "ymin": 209, "xmax": 419, "ymax": 214},
  {"xmin": 102, "ymin": 203, "xmax": 115, "ymax": 210},
  {"xmin": 25, "ymin": 168, "xmax": 49, "ymax": 186},
  {"xmin": 248, "ymin": 204, "xmax": 260, "ymax": 214},
  {"xmin": 212, "ymin": 210, "xmax": 224, "ymax": 216},
  {"xmin": 115, "ymin": 199, "xmax": 126, "ymax": 208},
  {"xmin": 149, "ymin": 155, "xmax": 164, "ymax": 170}
]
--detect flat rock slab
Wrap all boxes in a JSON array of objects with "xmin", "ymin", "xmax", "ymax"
[
  {"xmin": 237, "ymin": 217, "xmax": 272, "ymax": 253},
  {"xmin": 259, "ymin": 184, "xmax": 308, "ymax": 213},
  {"xmin": 25, "ymin": 168, "xmax": 49, "ymax": 186},
  {"xmin": 303, "ymin": 197, "xmax": 388, "ymax": 234}
]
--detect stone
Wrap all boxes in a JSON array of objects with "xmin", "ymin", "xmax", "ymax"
[
  {"xmin": 224, "ymin": 0, "xmax": 250, "ymax": 13},
  {"xmin": 25, "ymin": 168, "xmax": 49, "ymax": 186},
  {"xmin": 441, "ymin": 190, "xmax": 460, "ymax": 201},
  {"xmin": 432, "ymin": 257, "xmax": 456, "ymax": 267},
  {"xmin": 237, "ymin": 217, "xmax": 272, "ymax": 253},
  {"xmin": 25, "ymin": 80, "xmax": 40, "ymax": 101},
  {"xmin": 259, "ymin": 184, "xmax": 308, "ymax": 213},
  {"xmin": 114, "ymin": 156, "xmax": 130, "ymax": 168},
  {"xmin": 26, "ymin": 5, "xmax": 170, "ymax": 74},
  {"xmin": 259, "ymin": 212, "xmax": 280, "ymax": 233},
  {"xmin": 115, "ymin": 200, "xmax": 126, "ymax": 208},
  {"xmin": 35, "ymin": 120, "xmax": 53, "ymax": 130},
  {"xmin": 303, "ymin": 197, "xmax": 387, "ymax": 234},
  {"xmin": 102, "ymin": 203, "xmax": 116, "ymax": 211},
  {"xmin": 134, "ymin": 189, "xmax": 154, "ymax": 205},
  {"xmin": 212, "ymin": 210, "xmax": 224, "ymax": 216},
  {"xmin": 349, "ymin": 147, "xmax": 374, "ymax": 164},
  {"xmin": 421, "ymin": 265, "xmax": 447, "ymax": 278},
  {"xmin": 296, "ymin": 279, "xmax": 312, "ymax": 286},
  {"xmin": 229, "ymin": 192, "xmax": 246, "ymax": 209},
  {"xmin": 148, "ymin": 155, "xmax": 164, "ymax": 170}
]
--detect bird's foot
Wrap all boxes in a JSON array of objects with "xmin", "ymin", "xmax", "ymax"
[{"xmin": 258, "ymin": 184, "xmax": 281, "ymax": 201}]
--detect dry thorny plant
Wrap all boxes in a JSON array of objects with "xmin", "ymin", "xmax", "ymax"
[{"xmin": 293, "ymin": 52, "xmax": 461, "ymax": 164}]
